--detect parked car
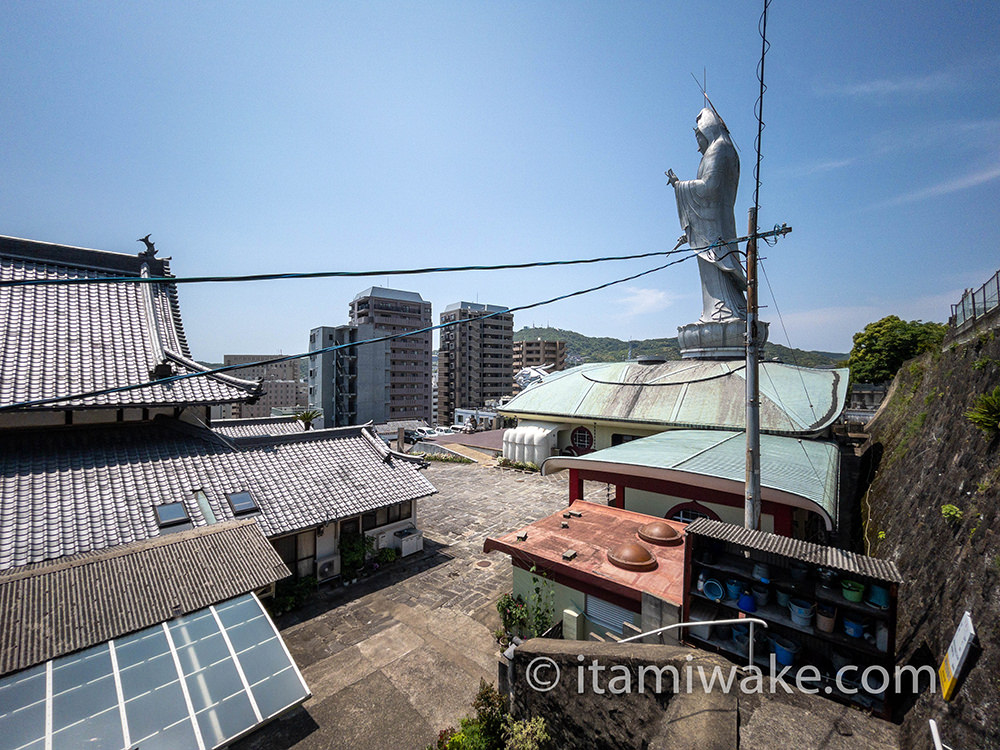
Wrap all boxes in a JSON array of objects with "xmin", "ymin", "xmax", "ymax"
[
  {"xmin": 435, "ymin": 426, "xmax": 454, "ymax": 434},
  {"xmin": 403, "ymin": 429, "xmax": 419, "ymax": 443},
  {"xmin": 414, "ymin": 427, "xmax": 436, "ymax": 438}
]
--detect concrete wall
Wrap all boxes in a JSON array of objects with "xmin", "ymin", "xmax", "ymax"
[
  {"xmin": 509, "ymin": 639, "xmax": 737, "ymax": 749},
  {"xmin": 511, "ymin": 566, "xmax": 641, "ymax": 639}
]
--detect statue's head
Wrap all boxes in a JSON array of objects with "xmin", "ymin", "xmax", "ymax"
[{"xmin": 695, "ymin": 107, "xmax": 729, "ymax": 153}]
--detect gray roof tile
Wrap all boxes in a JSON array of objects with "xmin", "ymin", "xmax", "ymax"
[
  {"xmin": 213, "ymin": 416, "xmax": 304, "ymax": 439},
  {"xmin": 0, "ymin": 235, "xmax": 261, "ymax": 410},
  {"xmin": 0, "ymin": 420, "xmax": 435, "ymax": 570},
  {"xmin": 0, "ymin": 519, "xmax": 289, "ymax": 676}
]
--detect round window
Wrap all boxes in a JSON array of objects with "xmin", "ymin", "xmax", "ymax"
[{"xmin": 570, "ymin": 426, "xmax": 594, "ymax": 452}]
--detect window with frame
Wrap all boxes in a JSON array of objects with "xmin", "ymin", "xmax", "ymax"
[
  {"xmin": 570, "ymin": 426, "xmax": 594, "ymax": 452},
  {"xmin": 668, "ymin": 503, "xmax": 719, "ymax": 524},
  {"xmin": 155, "ymin": 502, "xmax": 193, "ymax": 533},
  {"xmin": 362, "ymin": 511, "xmax": 378, "ymax": 531},
  {"xmin": 226, "ymin": 491, "xmax": 259, "ymax": 516}
]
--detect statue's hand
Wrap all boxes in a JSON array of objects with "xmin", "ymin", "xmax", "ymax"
[{"xmin": 665, "ymin": 169, "xmax": 679, "ymax": 187}]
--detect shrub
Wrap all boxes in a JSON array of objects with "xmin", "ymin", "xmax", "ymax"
[
  {"xmin": 504, "ymin": 716, "xmax": 551, "ymax": 750},
  {"xmin": 497, "ymin": 593, "xmax": 529, "ymax": 636},
  {"xmin": 377, "ymin": 547, "xmax": 398, "ymax": 565},
  {"xmin": 422, "ymin": 452, "xmax": 475, "ymax": 464},
  {"xmin": 496, "ymin": 457, "xmax": 540, "ymax": 472},
  {"xmin": 941, "ymin": 504, "xmax": 964, "ymax": 524},
  {"xmin": 472, "ymin": 680, "xmax": 508, "ymax": 750},
  {"xmin": 340, "ymin": 531, "xmax": 374, "ymax": 575},
  {"xmin": 966, "ymin": 385, "xmax": 1000, "ymax": 438}
]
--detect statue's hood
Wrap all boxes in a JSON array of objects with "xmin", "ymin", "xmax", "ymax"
[{"xmin": 696, "ymin": 107, "xmax": 728, "ymax": 144}]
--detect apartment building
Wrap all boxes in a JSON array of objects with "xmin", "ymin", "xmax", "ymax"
[
  {"xmin": 309, "ymin": 288, "xmax": 432, "ymax": 428},
  {"xmin": 513, "ymin": 339, "xmax": 566, "ymax": 371},
  {"xmin": 221, "ymin": 354, "xmax": 307, "ymax": 418},
  {"xmin": 438, "ymin": 301, "xmax": 513, "ymax": 424}
]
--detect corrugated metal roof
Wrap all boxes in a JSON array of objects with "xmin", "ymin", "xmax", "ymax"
[
  {"xmin": 684, "ymin": 518, "xmax": 904, "ymax": 583},
  {"xmin": 0, "ymin": 520, "xmax": 289, "ymax": 676},
  {"xmin": 500, "ymin": 359, "xmax": 848, "ymax": 435},
  {"xmin": 0, "ymin": 235, "xmax": 261, "ymax": 410},
  {"xmin": 555, "ymin": 429, "xmax": 840, "ymax": 520}
]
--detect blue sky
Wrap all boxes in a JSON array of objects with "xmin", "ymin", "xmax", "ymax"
[{"xmin": 3, "ymin": 2, "xmax": 998, "ymax": 360}]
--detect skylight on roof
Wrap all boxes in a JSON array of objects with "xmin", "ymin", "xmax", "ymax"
[
  {"xmin": 227, "ymin": 491, "xmax": 259, "ymax": 516},
  {"xmin": 0, "ymin": 594, "xmax": 310, "ymax": 750},
  {"xmin": 155, "ymin": 502, "xmax": 192, "ymax": 533}
]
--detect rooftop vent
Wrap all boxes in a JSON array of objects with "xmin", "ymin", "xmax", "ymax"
[
  {"xmin": 637, "ymin": 521, "xmax": 683, "ymax": 546},
  {"xmin": 607, "ymin": 542, "xmax": 657, "ymax": 572}
]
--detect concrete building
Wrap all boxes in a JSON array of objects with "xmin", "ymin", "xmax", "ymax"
[
  {"xmin": 309, "ymin": 287, "xmax": 432, "ymax": 428},
  {"xmin": 513, "ymin": 338, "xmax": 566, "ymax": 394},
  {"xmin": 222, "ymin": 354, "xmax": 307, "ymax": 418},
  {"xmin": 438, "ymin": 302, "xmax": 514, "ymax": 424},
  {"xmin": 513, "ymin": 338, "xmax": 566, "ymax": 372}
]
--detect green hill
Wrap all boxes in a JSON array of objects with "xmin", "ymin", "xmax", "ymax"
[{"xmin": 514, "ymin": 326, "xmax": 846, "ymax": 368}]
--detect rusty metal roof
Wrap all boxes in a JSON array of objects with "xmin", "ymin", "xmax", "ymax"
[
  {"xmin": 684, "ymin": 518, "xmax": 904, "ymax": 583},
  {"xmin": 499, "ymin": 359, "xmax": 848, "ymax": 436}
]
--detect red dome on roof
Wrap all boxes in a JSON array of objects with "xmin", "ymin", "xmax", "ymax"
[
  {"xmin": 607, "ymin": 542, "xmax": 657, "ymax": 572},
  {"xmin": 637, "ymin": 521, "xmax": 682, "ymax": 546}
]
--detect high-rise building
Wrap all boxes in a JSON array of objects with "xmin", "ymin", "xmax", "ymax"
[
  {"xmin": 222, "ymin": 354, "xmax": 307, "ymax": 418},
  {"xmin": 512, "ymin": 339, "xmax": 566, "ymax": 395},
  {"xmin": 439, "ymin": 302, "xmax": 513, "ymax": 424},
  {"xmin": 309, "ymin": 288, "xmax": 432, "ymax": 428},
  {"xmin": 513, "ymin": 339, "xmax": 566, "ymax": 372}
]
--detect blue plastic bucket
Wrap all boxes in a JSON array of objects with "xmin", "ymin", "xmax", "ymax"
[
  {"xmin": 788, "ymin": 598, "xmax": 815, "ymax": 627},
  {"xmin": 771, "ymin": 636, "xmax": 799, "ymax": 666},
  {"xmin": 843, "ymin": 617, "xmax": 865, "ymax": 638},
  {"xmin": 725, "ymin": 579, "xmax": 742, "ymax": 600}
]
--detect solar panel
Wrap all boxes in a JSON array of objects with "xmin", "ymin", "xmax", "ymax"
[{"xmin": 0, "ymin": 594, "xmax": 309, "ymax": 750}]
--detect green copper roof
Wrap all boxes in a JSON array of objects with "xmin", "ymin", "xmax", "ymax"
[
  {"xmin": 545, "ymin": 429, "xmax": 840, "ymax": 525},
  {"xmin": 500, "ymin": 359, "xmax": 848, "ymax": 436}
]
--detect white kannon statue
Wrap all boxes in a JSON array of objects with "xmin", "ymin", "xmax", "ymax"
[{"xmin": 667, "ymin": 107, "xmax": 748, "ymax": 324}]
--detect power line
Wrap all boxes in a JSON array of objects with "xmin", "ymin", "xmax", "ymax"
[
  {"xmin": 759, "ymin": 259, "xmax": 818, "ymax": 419},
  {"xmin": 0, "ymin": 229, "xmax": 793, "ymax": 288},
  {"xmin": 0, "ymin": 251, "xmax": 702, "ymax": 411}
]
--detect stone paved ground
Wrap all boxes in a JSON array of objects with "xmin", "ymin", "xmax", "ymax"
[{"xmin": 232, "ymin": 461, "xmax": 567, "ymax": 750}]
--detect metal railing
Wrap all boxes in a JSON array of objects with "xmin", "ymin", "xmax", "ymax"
[
  {"xmin": 951, "ymin": 268, "xmax": 1000, "ymax": 331},
  {"xmin": 618, "ymin": 617, "xmax": 768, "ymax": 669},
  {"xmin": 929, "ymin": 719, "xmax": 956, "ymax": 750}
]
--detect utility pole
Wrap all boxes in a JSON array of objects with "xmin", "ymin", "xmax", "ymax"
[{"xmin": 745, "ymin": 206, "xmax": 762, "ymax": 530}]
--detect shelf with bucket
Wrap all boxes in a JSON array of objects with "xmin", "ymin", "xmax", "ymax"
[
  {"xmin": 812, "ymin": 578, "xmax": 893, "ymax": 619},
  {"xmin": 690, "ymin": 579, "xmax": 887, "ymax": 657}
]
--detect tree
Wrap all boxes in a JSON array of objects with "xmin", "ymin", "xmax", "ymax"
[
  {"xmin": 847, "ymin": 316, "xmax": 947, "ymax": 384},
  {"xmin": 294, "ymin": 409, "xmax": 322, "ymax": 431}
]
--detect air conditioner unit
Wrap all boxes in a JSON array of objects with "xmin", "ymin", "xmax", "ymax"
[
  {"xmin": 316, "ymin": 554, "xmax": 341, "ymax": 582},
  {"xmin": 373, "ymin": 532, "xmax": 389, "ymax": 550}
]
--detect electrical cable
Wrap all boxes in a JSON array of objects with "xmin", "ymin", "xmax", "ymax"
[
  {"xmin": 759, "ymin": 259, "xmax": 818, "ymax": 420},
  {"xmin": 0, "ymin": 229, "xmax": 793, "ymax": 288},
  {"xmin": 751, "ymin": 0, "xmax": 770, "ymax": 229},
  {"xmin": 0, "ymin": 251, "xmax": 702, "ymax": 411}
]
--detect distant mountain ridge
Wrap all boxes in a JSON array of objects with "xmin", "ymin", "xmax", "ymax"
[{"xmin": 514, "ymin": 326, "xmax": 846, "ymax": 368}]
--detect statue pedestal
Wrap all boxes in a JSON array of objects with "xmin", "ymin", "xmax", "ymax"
[{"xmin": 677, "ymin": 319, "xmax": 768, "ymax": 359}]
